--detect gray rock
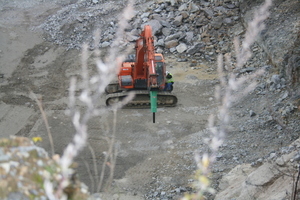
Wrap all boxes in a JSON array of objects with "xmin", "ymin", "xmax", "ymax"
[
  {"xmin": 126, "ymin": 33, "xmax": 139, "ymax": 42},
  {"xmin": 188, "ymin": 13, "xmax": 197, "ymax": 21},
  {"xmin": 0, "ymin": 149, "xmax": 10, "ymax": 162},
  {"xmin": 176, "ymin": 43, "xmax": 187, "ymax": 53},
  {"xmin": 223, "ymin": 17, "xmax": 233, "ymax": 25},
  {"xmin": 177, "ymin": 58, "xmax": 188, "ymax": 62},
  {"xmin": 76, "ymin": 16, "xmax": 84, "ymax": 23},
  {"xmin": 101, "ymin": 41, "xmax": 110, "ymax": 48},
  {"xmin": 141, "ymin": 17, "xmax": 148, "ymax": 23},
  {"xmin": 165, "ymin": 40, "xmax": 178, "ymax": 48},
  {"xmin": 156, "ymin": 39, "xmax": 165, "ymax": 46},
  {"xmin": 279, "ymin": 91, "xmax": 289, "ymax": 102},
  {"xmin": 173, "ymin": 15, "xmax": 183, "ymax": 26},
  {"xmin": 169, "ymin": 47, "xmax": 177, "ymax": 53},
  {"xmin": 249, "ymin": 110, "xmax": 256, "ymax": 117},
  {"xmin": 162, "ymin": 27, "xmax": 171, "ymax": 36},
  {"xmin": 293, "ymin": 154, "xmax": 300, "ymax": 162},
  {"xmin": 188, "ymin": 2, "xmax": 200, "ymax": 13},
  {"xmin": 247, "ymin": 163, "xmax": 280, "ymax": 186},
  {"xmin": 181, "ymin": 11, "xmax": 189, "ymax": 19},
  {"xmin": 186, "ymin": 43, "xmax": 205, "ymax": 55},
  {"xmin": 160, "ymin": 20, "xmax": 172, "ymax": 28},
  {"xmin": 178, "ymin": 3, "xmax": 187, "ymax": 11},
  {"xmin": 214, "ymin": 6, "xmax": 228, "ymax": 13},
  {"xmin": 174, "ymin": 188, "xmax": 181, "ymax": 193},
  {"xmin": 154, "ymin": 8, "xmax": 162, "ymax": 13},
  {"xmin": 152, "ymin": 13, "xmax": 163, "ymax": 21},
  {"xmin": 142, "ymin": 20, "xmax": 162, "ymax": 35},
  {"xmin": 185, "ymin": 32, "xmax": 194, "ymax": 43},
  {"xmin": 211, "ymin": 16, "xmax": 223, "ymax": 29},
  {"xmin": 130, "ymin": 28, "xmax": 140, "ymax": 36},
  {"xmin": 200, "ymin": 1, "xmax": 210, "ymax": 7},
  {"xmin": 7, "ymin": 192, "xmax": 30, "ymax": 200},
  {"xmin": 204, "ymin": 55, "xmax": 212, "ymax": 61},
  {"xmin": 195, "ymin": 14, "xmax": 207, "ymax": 27},
  {"xmin": 239, "ymin": 67, "xmax": 256, "ymax": 74},
  {"xmin": 231, "ymin": 22, "xmax": 245, "ymax": 36},
  {"xmin": 170, "ymin": 0, "xmax": 177, "ymax": 6},
  {"xmin": 232, "ymin": 15, "xmax": 240, "ymax": 21},
  {"xmin": 269, "ymin": 152, "xmax": 277, "ymax": 159},
  {"xmin": 141, "ymin": 12, "xmax": 150, "ymax": 19},
  {"xmin": 226, "ymin": 3, "xmax": 236, "ymax": 9},
  {"xmin": 276, "ymin": 125, "xmax": 282, "ymax": 130},
  {"xmin": 165, "ymin": 32, "xmax": 182, "ymax": 42},
  {"xmin": 202, "ymin": 8, "xmax": 214, "ymax": 18},
  {"xmin": 156, "ymin": 47, "xmax": 164, "ymax": 53},
  {"xmin": 271, "ymin": 74, "xmax": 281, "ymax": 84},
  {"xmin": 256, "ymin": 158, "xmax": 263, "ymax": 165}
]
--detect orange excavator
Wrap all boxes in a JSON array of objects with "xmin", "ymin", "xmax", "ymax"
[{"xmin": 105, "ymin": 25, "xmax": 177, "ymax": 122}]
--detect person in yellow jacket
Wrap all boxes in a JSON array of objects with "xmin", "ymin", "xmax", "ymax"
[{"xmin": 165, "ymin": 71, "xmax": 174, "ymax": 91}]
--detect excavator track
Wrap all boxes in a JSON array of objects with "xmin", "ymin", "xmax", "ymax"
[{"xmin": 106, "ymin": 90, "xmax": 178, "ymax": 108}]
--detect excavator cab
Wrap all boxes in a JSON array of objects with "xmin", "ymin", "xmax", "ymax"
[{"xmin": 154, "ymin": 54, "xmax": 166, "ymax": 90}]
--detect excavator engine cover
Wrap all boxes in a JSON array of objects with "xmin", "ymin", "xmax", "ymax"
[{"xmin": 120, "ymin": 75, "xmax": 132, "ymax": 86}]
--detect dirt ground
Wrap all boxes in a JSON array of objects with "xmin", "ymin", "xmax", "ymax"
[
  {"xmin": 0, "ymin": 1, "xmax": 218, "ymax": 197},
  {"xmin": 1, "ymin": 1, "xmax": 298, "ymax": 199}
]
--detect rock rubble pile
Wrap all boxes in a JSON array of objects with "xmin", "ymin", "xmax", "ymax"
[{"xmin": 40, "ymin": 0, "xmax": 243, "ymax": 64}]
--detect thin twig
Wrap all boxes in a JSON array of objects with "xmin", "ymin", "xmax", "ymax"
[
  {"xmin": 31, "ymin": 92, "xmax": 55, "ymax": 156},
  {"xmin": 87, "ymin": 142, "xmax": 98, "ymax": 192},
  {"xmin": 292, "ymin": 165, "xmax": 300, "ymax": 200},
  {"xmin": 105, "ymin": 109, "xmax": 119, "ymax": 191},
  {"xmin": 81, "ymin": 157, "xmax": 95, "ymax": 193},
  {"xmin": 97, "ymin": 136, "xmax": 110, "ymax": 193}
]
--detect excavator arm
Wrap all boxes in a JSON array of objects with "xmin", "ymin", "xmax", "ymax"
[
  {"xmin": 136, "ymin": 25, "xmax": 158, "ymax": 122},
  {"xmin": 144, "ymin": 26, "xmax": 159, "ymax": 91},
  {"xmin": 134, "ymin": 25, "xmax": 159, "ymax": 91}
]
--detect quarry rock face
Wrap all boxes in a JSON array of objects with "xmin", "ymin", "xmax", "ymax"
[{"xmin": 240, "ymin": 0, "xmax": 300, "ymax": 85}]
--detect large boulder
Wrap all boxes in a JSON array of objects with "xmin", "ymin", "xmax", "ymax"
[
  {"xmin": 0, "ymin": 137, "xmax": 90, "ymax": 200},
  {"xmin": 215, "ymin": 138, "xmax": 300, "ymax": 200}
]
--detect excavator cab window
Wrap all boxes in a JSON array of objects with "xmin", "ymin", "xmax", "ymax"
[
  {"xmin": 155, "ymin": 62, "xmax": 164, "ymax": 86},
  {"xmin": 155, "ymin": 55, "xmax": 163, "ymax": 61}
]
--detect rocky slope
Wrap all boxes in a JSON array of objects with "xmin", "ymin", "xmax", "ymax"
[{"xmin": 241, "ymin": 0, "xmax": 300, "ymax": 87}]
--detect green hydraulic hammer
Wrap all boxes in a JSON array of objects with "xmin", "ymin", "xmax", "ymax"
[{"xmin": 150, "ymin": 91, "xmax": 157, "ymax": 123}]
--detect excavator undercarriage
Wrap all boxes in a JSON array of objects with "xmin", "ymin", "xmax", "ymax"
[{"xmin": 105, "ymin": 83, "xmax": 178, "ymax": 108}]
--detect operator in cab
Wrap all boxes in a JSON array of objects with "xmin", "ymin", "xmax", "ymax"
[{"xmin": 165, "ymin": 71, "xmax": 174, "ymax": 91}]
